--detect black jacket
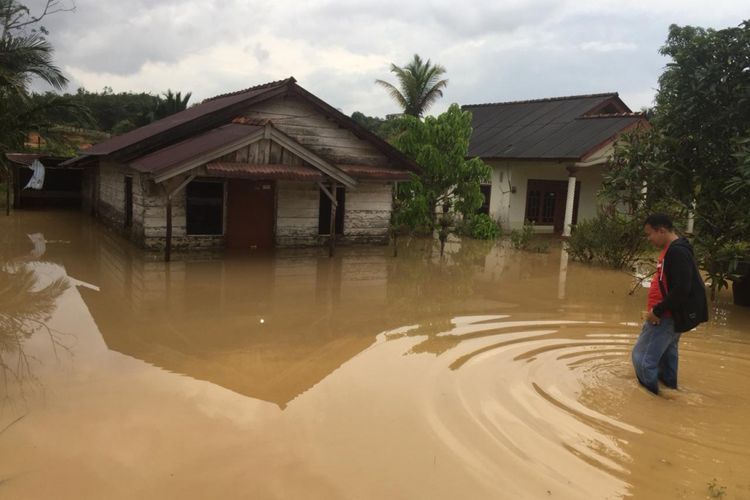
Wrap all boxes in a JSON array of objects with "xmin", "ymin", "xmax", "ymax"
[{"xmin": 653, "ymin": 237, "xmax": 709, "ymax": 333}]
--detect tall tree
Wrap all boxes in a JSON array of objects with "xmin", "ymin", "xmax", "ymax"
[
  {"xmin": 376, "ymin": 54, "xmax": 448, "ymax": 117},
  {"xmin": 392, "ymin": 104, "xmax": 490, "ymax": 240},
  {"xmin": 653, "ymin": 21, "xmax": 750, "ymax": 298},
  {"xmin": 0, "ymin": 0, "xmax": 70, "ymax": 97},
  {"xmin": 0, "ymin": 0, "xmax": 73, "ymax": 212}
]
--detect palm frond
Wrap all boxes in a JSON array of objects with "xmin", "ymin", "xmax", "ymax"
[{"xmin": 376, "ymin": 53, "xmax": 449, "ymax": 117}]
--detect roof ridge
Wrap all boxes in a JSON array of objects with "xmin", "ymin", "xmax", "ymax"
[
  {"xmin": 203, "ymin": 77, "xmax": 296, "ymax": 102},
  {"xmin": 463, "ymin": 92, "xmax": 619, "ymax": 108},
  {"xmin": 578, "ymin": 112, "xmax": 645, "ymax": 119}
]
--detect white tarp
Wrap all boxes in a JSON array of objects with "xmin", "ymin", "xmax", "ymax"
[{"xmin": 24, "ymin": 159, "xmax": 46, "ymax": 190}]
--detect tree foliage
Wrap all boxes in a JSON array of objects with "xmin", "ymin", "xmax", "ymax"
[
  {"xmin": 30, "ymin": 86, "xmax": 192, "ymax": 135},
  {"xmin": 392, "ymin": 104, "xmax": 491, "ymax": 236},
  {"xmin": 596, "ymin": 21, "xmax": 750, "ymax": 295},
  {"xmin": 350, "ymin": 111, "xmax": 403, "ymax": 140},
  {"xmin": 376, "ymin": 54, "xmax": 448, "ymax": 117},
  {"xmin": 0, "ymin": 0, "xmax": 71, "ymax": 156},
  {"xmin": 653, "ymin": 21, "xmax": 750, "ymax": 296},
  {"xmin": 154, "ymin": 89, "xmax": 192, "ymax": 121}
]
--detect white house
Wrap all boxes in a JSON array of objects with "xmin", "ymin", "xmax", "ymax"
[{"xmin": 463, "ymin": 93, "xmax": 647, "ymax": 235}]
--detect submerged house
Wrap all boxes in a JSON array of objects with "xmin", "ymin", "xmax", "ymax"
[
  {"xmin": 463, "ymin": 93, "xmax": 648, "ymax": 235},
  {"xmin": 64, "ymin": 78, "xmax": 417, "ymax": 254}
]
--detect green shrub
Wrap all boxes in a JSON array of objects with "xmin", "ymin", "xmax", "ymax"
[
  {"xmin": 566, "ymin": 212, "xmax": 648, "ymax": 268},
  {"xmin": 510, "ymin": 221, "xmax": 535, "ymax": 250},
  {"xmin": 463, "ymin": 213, "xmax": 501, "ymax": 240}
]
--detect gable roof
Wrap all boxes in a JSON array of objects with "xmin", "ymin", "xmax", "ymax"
[
  {"xmin": 129, "ymin": 123, "xmax": 264, "ymax": 174},
  {"xmin": 66, "ymin": 78, "xmax": 420, "ymax": 175},
  {"xmin": 462, "ymin": 93, "xmax": 645, "ymax": 160},
  {"xmin": 133, "ymin": 121, "xmax": 358, "ymax": 188},
  {"xmin": 83, "ymin": 78, "xmax": 293, "ymax": 158}
]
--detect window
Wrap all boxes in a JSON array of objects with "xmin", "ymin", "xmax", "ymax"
[
  {"xmin": 477, "ymin": 184, "xmax": 491, "ymax": 215},
  {"xmin": 526, "ymin": 189, "xmax": 541, "ymax": 223},
  {"xmin": 186, "ymin": 181, "xmax": 224, "ymax": 235},
  {"xmin": 124, "ymin": 176, "xmax": 133, "ymax": 228},
  {"xmin": 318, "ymin": 186, "xmax": 345, "ymax": 235},
  {"xmin": 541, "ymin": 191, "xmax": 556, "ymax": 223}
]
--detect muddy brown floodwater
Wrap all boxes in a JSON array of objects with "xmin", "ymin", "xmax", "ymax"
[{"xmin": 1, "ymin": 210, "xmax": 749, "ymax": 499}]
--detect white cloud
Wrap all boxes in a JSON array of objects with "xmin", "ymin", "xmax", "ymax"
[{"xmin": 26, "ymin": 0, "xmax": 750, "ymax": 116}]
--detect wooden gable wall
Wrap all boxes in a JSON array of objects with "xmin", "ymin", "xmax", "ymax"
[
  {"xmin": 240, "ymin": 96, "xmax": 390, "ymax": 167},
  {"xmin": 216, "ymin": 138, "xmax": 309, "ymax": 168}
]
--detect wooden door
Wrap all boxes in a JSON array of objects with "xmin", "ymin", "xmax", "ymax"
[
  {"xmin": 226, "ymin": 180, "xmax": 275, "ymax": 250},
  {"xmin": 525, "ymin": 179, "xmax": 580, "ymax": 234}
]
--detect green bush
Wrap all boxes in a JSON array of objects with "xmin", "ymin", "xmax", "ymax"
[
  {"xmin": 566, "ymin": 212, "xmax": 648, "ymax": 268},
  {"xmin": 463, "ymin": 213, "xmax": 501, "ymax": 240},
  {"xmin": 510, "ymin": 221, "xmax": 535, "ymax": 250}
]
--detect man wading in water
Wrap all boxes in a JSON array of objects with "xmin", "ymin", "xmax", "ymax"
[{"xmin": 632, "ymin": 214, "xmax": 708, "ymax": 395}]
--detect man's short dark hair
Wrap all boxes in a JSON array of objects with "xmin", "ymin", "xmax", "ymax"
[{"xmin": 644, "ymin": 213, "xmax": 674, "ymax": 230}]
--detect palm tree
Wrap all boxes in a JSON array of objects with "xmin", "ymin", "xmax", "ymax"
[
  {"xmin": 154, "ymin": 89, "xmax": 192, "ymax": 120},
  {"xmin": 0, "ymin": 0, "xmax": 70, "ymax": 214},
  {"xmin": 0, "ymin": 0, "xmax": 69, "ymax": 98},
  {"xmin": 375, "ymin": 54, "xmax": 448, "ymax": 117}
]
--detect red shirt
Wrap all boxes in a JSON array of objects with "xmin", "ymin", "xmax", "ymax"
[{"xmin": 648, "ymin": 246, "xmax": 671, "ymax": 316}]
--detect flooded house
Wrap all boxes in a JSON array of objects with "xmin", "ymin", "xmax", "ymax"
[
  {"xmin": 463, "ymin": 93, "xmax": 648, "ymax": 235},
  {"xmin": 63, "ymin": 78, "xmax": 417, "ymax": 255}
]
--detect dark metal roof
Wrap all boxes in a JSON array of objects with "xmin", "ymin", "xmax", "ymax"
[
  {"xmin": 206, "ymin": 162, "xmax": 323, "ymax": 181},
  {"xmin": 5, "ymin": 153, "xmax": 73, "ymax": 167},
  {"xmin": 82, "ymin": 78, "xmax": 293, "ymax": 157},
  {"xmin": 130, "ymin": 123, "xmax": 263, "ymax": 174},
  {"xmin": 463, "ymin": 93, "xmax": 645, "ymax": 160}
]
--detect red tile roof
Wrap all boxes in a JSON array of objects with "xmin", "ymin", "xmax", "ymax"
[
  {"xmin": 337, "ymin": 164, "xmax": 413, "ymax": 181},
  {"xmin": 205, "ymin": 162, "xmax": 323, "ymax": 181}
]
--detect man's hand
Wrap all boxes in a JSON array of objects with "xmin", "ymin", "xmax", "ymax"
[{"xmin": 646, "ymin": 311, "xmax": 661, "ymax": 325}]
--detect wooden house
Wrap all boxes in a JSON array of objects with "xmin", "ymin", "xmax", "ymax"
[{"xmin": 63, "ymin": 78, "xmax": 418, "ymax": 256}]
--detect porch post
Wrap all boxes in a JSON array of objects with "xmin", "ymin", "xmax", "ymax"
[
  {"xmin": 686, "ymin": 200, "xmax": 696, "ymax": 234},
  {"xmin": 3, "ymin": 164, "xmax": 10, "ymax": 216},
  {"xmin": 165, "ymin": 194, "xmax": 173, "ymax": 262},
  {"xmin": 329, "ymin": 181, "xmax": 337, "ymax": 258},
  {"xmin": 562, "ymin": 166, "xmax": 578, "ymax": 237}
]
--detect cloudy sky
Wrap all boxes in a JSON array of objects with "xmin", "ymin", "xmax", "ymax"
[{"xmin": 28, "ymin": 0, "xmax": 748, "ymax": 116}]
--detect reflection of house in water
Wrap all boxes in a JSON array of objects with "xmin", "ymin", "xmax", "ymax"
[{"xmin": 75, "ymin": 233, "xmax": 394, "ymax": 408}]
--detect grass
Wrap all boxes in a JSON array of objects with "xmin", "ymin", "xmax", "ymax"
[{"xmin": 707, "ymin": 478, "xmax": 727, "ymax": 498}]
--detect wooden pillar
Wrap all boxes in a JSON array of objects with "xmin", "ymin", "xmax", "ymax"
[
  {"xmin": 562, "ymin": 166, "xmax": 578, "ymax": 237},
  {"xmin": 4, "ymin": 165, "xmax": 9, "ymax": 216},
  {"xmin": 686, "ymin": 201, "xmax": 696, "ymax": 234},
  {"xmin": 329, "ymin": 182, "xmax": 337, "ymax": 258},
  {"xmin": 165, "ymin": 195, "xmax": 173, "ymax": 262},
  {"xmin": 160, "ymin": 174, "xmax": 196, "ymax": 262},
  {"xmin": 90, "ymin": 168, "xmax": 97, "ymax": 216}
]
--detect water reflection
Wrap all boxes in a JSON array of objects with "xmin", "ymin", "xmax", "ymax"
[
  {"xmin": 0, "ymin": 230, "xmax": 70, "ymax": 398},
  {"xmin": 1, "ymin": 211, "xmax": 749, "ymax": 500}
]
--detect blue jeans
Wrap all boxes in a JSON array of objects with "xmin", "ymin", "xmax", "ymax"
[{"xmin": 631, "ymin": 317, "xmax": 682, "ymax": 394}]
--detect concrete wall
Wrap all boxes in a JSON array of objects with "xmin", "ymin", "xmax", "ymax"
[{"xmin": 486, "ymin": 160, "xmax": 604, "ymax": 232}]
